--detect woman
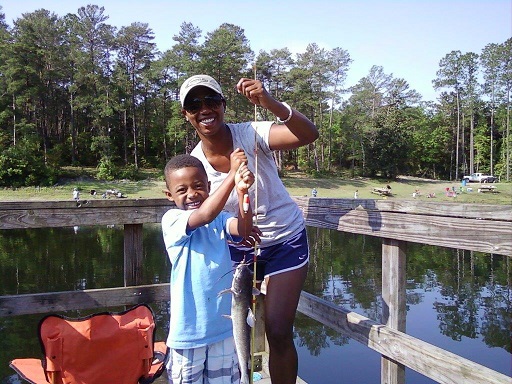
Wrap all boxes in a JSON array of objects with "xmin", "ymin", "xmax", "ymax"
[{"xmin": 180, "ymin": 74, "xmax": 318, "ymax": 384}]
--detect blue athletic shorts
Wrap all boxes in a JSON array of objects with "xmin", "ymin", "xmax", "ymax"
[{"xmin": 229, "ymin": 228, "xmax": 309, "ymax": 281}]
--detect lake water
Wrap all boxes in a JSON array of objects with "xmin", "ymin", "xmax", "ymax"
[{"xmin": 0, "ymin": 225, "xmax": 510, "ymax": 383}]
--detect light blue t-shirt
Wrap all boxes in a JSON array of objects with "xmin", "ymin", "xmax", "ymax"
[{"xmin": 162, "ymin": 208, "xmax": 235, "ymax": 349}]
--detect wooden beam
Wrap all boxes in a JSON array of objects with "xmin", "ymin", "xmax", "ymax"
[
  {"xmin": 292, "ymin": 197, "xmax": 512, "ymax": 256},
  {"xmin": 0, "ymin": 199, "xmax": 171, "ymax": 229},
  {"xmin": 124, "ymin": 223, "xmax": 144, "ymax": 286},
  {"xmin": 0, "ymin": 284, "xmax": 170, "ymax": 317},
  {"xmin": 297, "ymin": 291, "xmax": 510, "ymax": 384},
  {"xmin": 381, "ymin": 239, "xmax": 406, "ymax": 384}
]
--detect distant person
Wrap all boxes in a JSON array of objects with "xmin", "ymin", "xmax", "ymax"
[
  {"xmin": 72, "ymin": 188, "xmax": 80, "ymax": 201},
  {"xmin": 180, "ymin": 74, "xmax": 318, "ymax": 383},
  {"xmin": 354, "ymin": 190, "xmax": 358, "ymax": 199},
  {"xmin": 161, "ymin": 150, "xmax": 255, "ymax": 384},
  {"xmin": 312, "ymin": 188, "xmax": 318, "ymax": 197}
]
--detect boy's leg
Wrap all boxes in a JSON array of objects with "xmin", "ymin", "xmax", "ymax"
[
  {"xmin": 204, "ymin": 336, "xmax": 240, "ymax": 384},
  {"xmin": 167, "ymin": 346, "xmax": 206, "ymax": 384}
]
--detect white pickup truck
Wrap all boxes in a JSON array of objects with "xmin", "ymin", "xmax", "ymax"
[{"xmin": 462, "ymin": 173, "xmax": 498, "ymax": 183}]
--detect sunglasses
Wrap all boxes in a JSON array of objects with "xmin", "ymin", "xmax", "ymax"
[{"xmin": 183, "ymin": 94, "xmax": 224, "ymax": 113}]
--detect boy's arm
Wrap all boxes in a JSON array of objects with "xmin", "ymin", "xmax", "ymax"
[
  {"xmin": 187, "ymin": 148, "xmax": 247, "ymax": 230},
  {"xmin": 230, "ymin": 164, "xmax": 254, "ymax": 238}
]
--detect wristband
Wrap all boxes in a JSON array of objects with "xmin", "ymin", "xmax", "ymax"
[{"xmin": 277, "ymin": 102, "xmax": 293, "ymax": 123}]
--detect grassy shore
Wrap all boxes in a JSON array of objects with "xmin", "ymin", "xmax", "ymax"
[{"xmin": 0, "ymin": 170, "xmax": 510, "ymax": 205}]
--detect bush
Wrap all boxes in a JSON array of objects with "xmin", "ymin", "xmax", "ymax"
[
  {"xmin": 118, "ymin": 164, "xmax": 141, "ymax": 180},
  {"xmin": 0, "ymin": 141, "xmax": 55, "ymax": 187},
  {"xmin": 96, "ymin": 158, "xmax": 118, "ymax": 181}
]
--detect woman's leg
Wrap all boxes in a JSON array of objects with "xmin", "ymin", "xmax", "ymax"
[{"xmin": 264, "ymin": 263, "xmax": 308, "ymax": 384}]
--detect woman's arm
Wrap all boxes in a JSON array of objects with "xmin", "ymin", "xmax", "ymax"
[{"xmin": 236, "ymin": 78, "xmax": 319, "ymax": 151}]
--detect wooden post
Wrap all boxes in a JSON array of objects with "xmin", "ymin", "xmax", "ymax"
[
  {"xmin": 381, "ymin": 238, "xmax": 406, "ymax": 384},
  {"xmin": 252, "ymin": 293, "xmax": 266, "ymax": 372},
  {"xmin": 124, "ymin": 223, "xmax": 144, "ymax": 286}
]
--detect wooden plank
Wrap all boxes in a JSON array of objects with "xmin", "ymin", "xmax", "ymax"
[
  {"xmin": 293, "ymin": 198, "xmax": 512, "ymax": 256},
  {"xmin": 381, "ymin": 239, "xmax": 406, "ymax": 384},
  {"xmin": 124, "ymin": 223, "xmax": 144, "ymax": 286},
  {"xmin": 0, "ymin": 199, "xmax": 172, "ymax": 229},
  {"xmin": 253, "ymin": 294, "xmax": 266, "ymax": 353},
  {"xmin": 0, "ymin": 198, "xmax": 171, "ymax": 210},
  {"xmin": 292, "ymin": 197, "xmax": 512, "ymax": 221},
  {"xmin": 0, "ymin": 284, "xmax": 170, "ymax": 317},
  {"xmin": 297, "ymin": 291, "xmax": 511, "ymax": 384}
]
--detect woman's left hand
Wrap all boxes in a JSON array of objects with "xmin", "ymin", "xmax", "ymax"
[{"xmin": 236, "ymin": 78, "xmax": 271, "ymax": 107}]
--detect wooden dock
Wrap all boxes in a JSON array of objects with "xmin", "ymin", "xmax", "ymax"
[
  {"xmin": 151, "ymin": 351, "xmax": 308, "ymax": 383},
  {"xmin": 0, "ymin": 198, "xmax": 510, "ymax": 384}
]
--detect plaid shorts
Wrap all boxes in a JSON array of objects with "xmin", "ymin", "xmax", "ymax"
[{"xmin": 166, "ymin": 336, "xmax": 240, "ymax": 384}]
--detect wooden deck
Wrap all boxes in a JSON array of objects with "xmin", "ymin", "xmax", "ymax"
[
  {"xmin": 152, "ymin": 351, "xmax": 308, "ymax": 383},
  {"xmin": 0, "ymin": 198, "xmax": 510, "ymax": 384}
]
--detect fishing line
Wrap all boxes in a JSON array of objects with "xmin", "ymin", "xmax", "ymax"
[{"xmin": 249, "ymin": 63, "xmax": 259, "ymax": 384}]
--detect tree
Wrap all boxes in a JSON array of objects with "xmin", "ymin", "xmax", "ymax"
[
  {"xmin": 480, "ymin": 43, "xmax": 502, "ymax": 175},
  {"xmin": 199, "ymin": 23, "xmax": 253, "ymax": 121},
  {"xmin": 498, "ymin": 38, "xmax": 512, "ymax": 181},
  {"xmin": 325, "ymin": 47, "xmax": 351, "ymax": 170},
  {"xmin": 115, "ymin": 22, "xmax": 156, "ymax": 169},
  {"xmin": 63, "ymin": 5, "xmax": 116, "ymax": 165},
  {"xmin": 345, "ymin": 66, "xmax": 421, "ymax": 178},
  {"xmin": 290, "ymin": 43, "xmax": 332, "ymax": 171},
  {"xmin": 459, "ymin": 52, "xmax": 480, "ymax": 175},
  {"xmin": 433, "ymin": 51, "xmax": 481, "ymax": 179},
  {"xmin": 433, "ymin": 51, "xmax": 464, "ymax": 180},
  {"xmin": 7, "ymin": 9, "xmax": 69, "ymax": 169},
  {"xmin": 156, "ymin": 22, "xmax": 203, "ymax": 159}
]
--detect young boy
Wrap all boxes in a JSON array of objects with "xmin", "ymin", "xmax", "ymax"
[{"xmin": 161, "ymin": 148, "xmax": 254, "ymax": 384}]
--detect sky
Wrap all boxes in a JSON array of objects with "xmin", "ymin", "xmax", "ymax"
[{"xmin": 1, "ymin": 0, "xmax": 510, "ymax": 102}]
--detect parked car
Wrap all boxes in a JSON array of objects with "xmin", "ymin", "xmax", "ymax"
[{"xmin": 462, "ymin": 173, "xmax": 498, "ymax": 183}]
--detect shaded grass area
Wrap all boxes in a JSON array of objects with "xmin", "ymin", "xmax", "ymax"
[{"xmin": 0, "ymin": 168, "xmax": 510, "ymax": 205}]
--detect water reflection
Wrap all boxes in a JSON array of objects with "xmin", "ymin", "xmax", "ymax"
[
  {"xmin": 0, "ymin": 225, "xmax": 510, "ymax": 383},
  {"xmin": 295, "ymin": 227, "xmax": 511, "ymax": 383}
]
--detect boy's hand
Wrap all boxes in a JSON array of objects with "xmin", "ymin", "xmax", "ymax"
[
  {"xmin": 230, "ymin": 148, "xmax": 248, "ymax": 174},
  {"xmin": 235, "ymin": 162, "xmax": 254, "ymax": 192}
]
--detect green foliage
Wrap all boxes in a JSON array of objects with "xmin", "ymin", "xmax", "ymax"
[
  {"xmin": 96, "ymin": 157, "xmax": 118, "ymax": 181},
  {"xmin": 118, "ymin": 164, "xmax": 141, "ymax": 180},
  {"xmin": 0, "ymin": 140, "xmax": 56, "ymax": 187},
  {"xmin": 0, "ymin": 8, "xmax": 508, "ymax": 187}
]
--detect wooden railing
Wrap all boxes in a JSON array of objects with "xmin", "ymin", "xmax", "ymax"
[
  {"xmin": 0, "ymin": 198, "xmax": 511, "ymax": 384},
  {"xmin": 293, "ymin": 197, "xmax": 511, "ymax": 384}
]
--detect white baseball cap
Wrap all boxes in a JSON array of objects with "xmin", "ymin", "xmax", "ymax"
[{"xmin": 179, "ymin": 75, "xmax": 224, "ymax": 106}]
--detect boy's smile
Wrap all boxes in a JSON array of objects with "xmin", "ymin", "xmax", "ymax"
[{"xmin": 166, "ymin": 167, "xmax": 210, "ymax": 210}]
